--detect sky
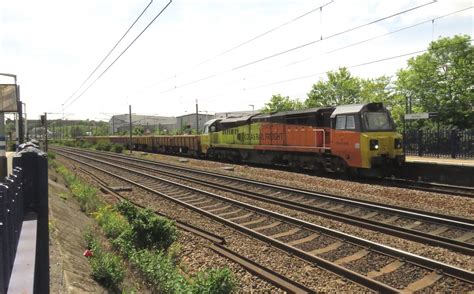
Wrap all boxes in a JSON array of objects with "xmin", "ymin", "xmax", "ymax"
[{"xmin": 0, "ymin": 0, "xmax": 472, "ymax": 121}]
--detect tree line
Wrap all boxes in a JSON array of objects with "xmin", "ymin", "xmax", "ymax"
[{"xmin": 262, "ymin": 35, "xmax": 473, "ymax": 130}]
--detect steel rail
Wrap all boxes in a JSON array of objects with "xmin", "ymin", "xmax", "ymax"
[
  {"xmin": 381, "ymin": 177, "xmax": 474, "ymax": 198},
  {"xmin": 52, "ymin": 147, "xmax": 474, "ymax": 254},
  {"xmin": 54, "ymin": 146, "xmax": 473, "ymax": 226},
  {"xmin": 56, "ymin": 150, "xmax": 399, "ymax": 293},
  {"xmin": 210, "ymin": 243, "xmax": 315, "ymax": 294},
  {"xmin": 77, "ymin": 166, "xmax": 226, "ymax": 245},
  {"xmin": 55, "ymin": 149, "xmax": 474, "ymax": 291}
]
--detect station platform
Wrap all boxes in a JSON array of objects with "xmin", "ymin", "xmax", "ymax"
[{"xmin": 406, "ymin": 156, "xmax": 474, "ymax": 167}]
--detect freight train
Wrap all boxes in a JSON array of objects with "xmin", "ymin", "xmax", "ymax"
[{"xmin": 81, "ymin": 102, "xmax": 404, "ymax": 176}]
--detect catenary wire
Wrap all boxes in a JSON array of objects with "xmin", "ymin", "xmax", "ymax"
[
  {"xmin": 244, "ymin": 37, "xmax": 474, "ymax": 91},
  {"xmin": 158, "ymin": 1, "xmax": 436, "ymax": 94},
  {"xmin": 63, "ymin": 0, "xmax": 173, "ymax": 111},
  {"xmin": 232, "ymin": 0, "xmax": 436, "ymax": 71},
  {"xmin": 61, "ymin": 0, "xmax": 154, "ymax": 109},
  {"xmin": 142, "ymin": 1, "xmax": 335, "ymax": 90}
]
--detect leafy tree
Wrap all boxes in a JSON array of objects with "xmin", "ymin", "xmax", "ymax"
[
  {"xmin": 360, "ymin": 76, "xmax": 405, "ymax": 127},
  {"xmin": 70, "ymin": 126, "xmax": 84, "ymax": 138},
  {"xmin": 305, "ymin": 68, "xmax": 402, "ymax": 125},
  {"xmin": 133, "ymin": 126, "xmax": 144, "ymax": 135},
  {"xmin": 396, "ymin": 35, "xmax": 473, "ymax": 129},
  {"xmin": 262, "ymin": 94, "xmax": 303, "ymax": 113},
  {"xmin": 306, "ymin": 67, "xmax": 362, "ymax": 107}
]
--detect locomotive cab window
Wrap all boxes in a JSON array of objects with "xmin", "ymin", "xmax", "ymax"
[
  {"xmin": 346, "ymin": 115, "xmax": 356, "ymax": 129},
  {"xmin": 335, "ymin": 115, "xmax": 356, "ymax": 130},
  {"xmin": 336, "ymin": 115, "xmax": 346, "ymax": 130},
  {"xmin": 363, "ymin": 112, "xmax": 394, "ymax": 131}
]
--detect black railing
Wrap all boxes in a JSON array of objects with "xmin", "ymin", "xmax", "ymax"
[
  {"xmin": 0, "ymin": 148, "xmax": 49, "ymax": 294},
  {"xmin": 404, "ymin": 129, "xmax": 474, "ymax": 159},
  {"xmin": 0, "ymin": 168, "xmax": 24, "ymax": 293}
]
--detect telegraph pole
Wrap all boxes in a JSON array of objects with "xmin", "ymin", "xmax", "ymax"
[{"xmin": 129, "ymin": 105, "xmax": 132, "ymax": 154}]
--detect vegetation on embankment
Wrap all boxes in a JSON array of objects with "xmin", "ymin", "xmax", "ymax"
[{"xmin": 51, "ymin": 157, "xmax": 236, "ymax": 293}]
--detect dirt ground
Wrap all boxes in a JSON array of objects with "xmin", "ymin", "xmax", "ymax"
[{"xmin": 48, "ymin": 167, "xmax": 108, "ymax": 293}]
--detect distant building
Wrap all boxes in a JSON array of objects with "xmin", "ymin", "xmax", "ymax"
[
  {"xmin": 109, "ymin": 114, "xmax": 176, "ymax": 134},
  {"xmin": 176, "ymin": 113, "xmax": 215, "ymax": 133}
]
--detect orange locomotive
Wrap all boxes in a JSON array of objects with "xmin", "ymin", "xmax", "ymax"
[{"xmin": 83, "ymin": 103, "xmax": 404, "ymax": 176}]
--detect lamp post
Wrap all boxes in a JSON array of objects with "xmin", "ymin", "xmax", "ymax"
[{"xmin": 249, "ymin": 104, "xmax": 254, "ymax": 111}]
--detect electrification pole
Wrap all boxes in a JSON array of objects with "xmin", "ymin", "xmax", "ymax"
[
  {"xmin": 129, "ymin": 105, "xmax": 132, "ymax": 154},
  {"xmin": 42, "ymin": 112, "xmax": 48, "ymax": 152},
  {"xmin": 195, "ymin": 99, "xmax": 199, "ymax": 134}
]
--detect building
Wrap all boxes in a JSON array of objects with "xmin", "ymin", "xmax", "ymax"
[
  {"xmin": 109, "ymin": 114, "xmax": 177, "ymax": 134},
  {"xmin": 176, "ymin": 113, "xmax": 215, "ymax": 133}
]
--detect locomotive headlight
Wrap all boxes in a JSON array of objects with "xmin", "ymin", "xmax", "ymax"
[
  {"xmin": 394, "ymin": 138, "xmax": 402, "ymax": 149},
  {"xmin": 370, "ymin": 139, "xmax": 379, "ymax": 151}
]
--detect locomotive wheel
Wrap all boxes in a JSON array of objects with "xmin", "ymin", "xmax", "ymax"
[{"xmin": 332, "ymin": 157, "xmax": 348, "ymax": 174}]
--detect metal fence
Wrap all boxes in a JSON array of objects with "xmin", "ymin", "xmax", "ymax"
[
  {"xmin": 404, "ymin": 129, "xmax": 474, "ymax": 159},
  {"xmin": 0, "ymin": 148, "xmax": 49, "ymax": 294},
  {"xmin": 0, "ymin": 168, "xmax": 24, "ymax": 293}
]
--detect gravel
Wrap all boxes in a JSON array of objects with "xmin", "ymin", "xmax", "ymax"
[
  {"xmin": 59, "ymin": 157, "xmax": 366, "ymax": 292},
  {"xmin": 59, "ymin": 152, "xmax": 474, "ymax": 292},
  {"xmin": 132, "ymin": 152, "xmax": 473, "ymax": 220}
]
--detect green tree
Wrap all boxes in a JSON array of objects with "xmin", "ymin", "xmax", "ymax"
[
  {"xmin": 360, "ymin": 76, "xmax": 405, "ymax": 127},
  {"xmin": 396, "ymin": 35, "xmax": 473, "ymax": 129},
  {"xmin": 70, "ymin": 126, "xmax": 84, "ymax": 138},
  {"xmin": 306, "ymin": 67, "xmax": 362, "ymax": 107},
  {"xmin": 133, "ymin": 126, "xmax": 144, "ymax": 135},
  {"xmin": 262, "ymin": 94, "xmax": 303, "ymax": 113}
]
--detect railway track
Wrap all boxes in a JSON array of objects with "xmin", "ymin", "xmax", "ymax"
[
  {"xmin": 53, "ymin": 146, "xmax": 474, "ymax": 255},
  {"xmin": 54, "ymin": 147, "xmax": 474, "ymax": 293},
  {"xmin": 378, "ymin": 178, "xmax": 474, "ymax": 198},
  {"xmin": 79, "ymin": 167, "xmax": 314, "ymax": 293}
]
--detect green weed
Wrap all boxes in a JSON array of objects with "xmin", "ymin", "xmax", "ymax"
[
  {"xmin": 116, "ymin": 200, "xmax": 178, "ymax": 250},
  {"xmin": 94, "ymin": 206, "xmax": 130, "ymax": 239},
  {"xmin": 88, "ymin": 235, "xmax": 125, "ymax": 290}
]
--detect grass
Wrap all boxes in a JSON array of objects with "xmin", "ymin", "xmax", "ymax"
[{"xmin": 55, "ymin": 165, "xmax": 102, "ymax": 213}]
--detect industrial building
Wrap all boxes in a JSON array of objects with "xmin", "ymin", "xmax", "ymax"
[{"xmin": 109, "ymin": 114, "xmax": 177, "ymax": 134}]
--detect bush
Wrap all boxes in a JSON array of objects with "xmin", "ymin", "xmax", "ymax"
[
  {"xmin": 191, "ymin": 268, "xmax": 235, "ymax": 294},
  {"xmin": 116, "ymin": 200, "xmax": 139, "ymax": 220},
  {"xmin": 116, "ymin": 200, "xmax": 178, "ymax": 250},
  {"xmin": 76, "ymin": 140, "xmax": 93, "ymax": 149},
  {"xmin": 112, "ymin": 144, "xmax": 124, "ymax": 153},
  {"xmin": 64, "ymin": 140, "xmax": 75, "ymax": 147},
  {"xmin": 88, "ymin": 235, "xmax": 125, "ymax": 289},
  {"xmin": 103, "ymin": 143, "xmax": 113, "ymax": 152},
  {"xmin": 94, "ymin": 206, "xmax": 130, "ymax": 239},
  {"xmin": 95, "ymin": 142, "xmax": 106, "ymax": 151},
  {"xmin": 110, "ymin": 200, "xmax": 235, "ymax": 294},
  {"xmin": 129, "ymin": 248, "xmax": 189, "ymax": 293}
]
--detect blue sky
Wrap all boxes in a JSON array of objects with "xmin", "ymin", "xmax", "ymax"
[{"xmin": 0, "ymin": 0, "xmax": 472, "ymax": 120}]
